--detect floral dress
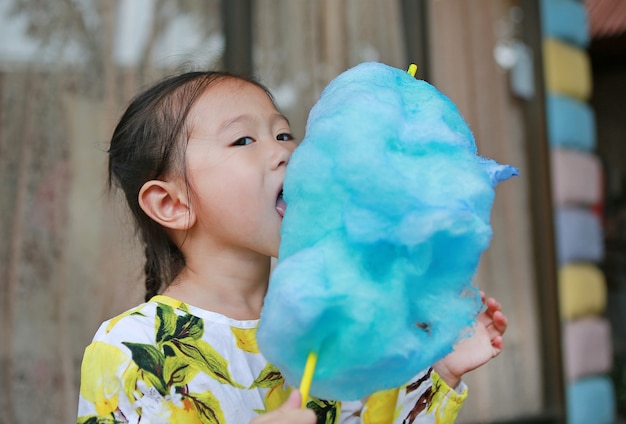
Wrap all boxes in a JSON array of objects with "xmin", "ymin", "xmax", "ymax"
[{"xmin": 77, "ymin": 295, "xmax": 467, "ymax": 423}]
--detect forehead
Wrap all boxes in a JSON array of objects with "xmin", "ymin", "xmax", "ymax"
[
  {"xmin": 184, "ymin": 78, "xmax": 288, "ymax": 143},
  {"xmin": 191, "ymin": 78, "xmax": 277, "ymax": 119}
]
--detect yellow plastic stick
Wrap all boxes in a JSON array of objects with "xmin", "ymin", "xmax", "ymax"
[
  {"xmin": 407, "ymin": 63, "xmax": 418, "ymax": 77},
  {"xmin": 299, "ymin": 352, "xmax": 318, "ymax": 408}
]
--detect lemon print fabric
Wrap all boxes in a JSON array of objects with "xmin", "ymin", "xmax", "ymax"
[
  {"xmin": 78, "ymin": 295, "xmax": 464, "ymax": 423},
  {"xmin": 77, "ymin": 296, "xmax": 341, "ymax": 423}
]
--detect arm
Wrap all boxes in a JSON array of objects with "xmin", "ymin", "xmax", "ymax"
[
  {"xmin": 77, "ymin": 341, "xmax": 140, "ymax": 424},
  {"xmin": 339, "ymin": 368, "xmax": 467, "ymax": 424},
  {"xmin": 394, "ymin": 367, "xmax": 467, "ymax": 424}
]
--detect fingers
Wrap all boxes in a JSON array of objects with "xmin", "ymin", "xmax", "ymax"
[
  {"xmin": 486, "ymin": 305, "xmax": 507, "ymax": 357},
  {"xmin": 485, "ymin": 297, "xmax": 501, "ymax": 316},
  {"xmin": 476, "ymin": 298, "xmax": 498, "ymax": 325},
  {"xmin": 476, "ymin": 296, "xmax": 508, "ymax": 351},
  {"xmin": 284, "ymin": 390, "xmax": 303, "ymax": 408},
  {"xmin": 492, "ymin": 310, "xmax": 508, "ymax": 334},
  {"xmin": 483, "ymin": 297, "xmax": 506, "ymax": 326},
  {"xmin": 250, "ymin": 390, "xmax": 316, "ymax": 424},
  {"xmin": 491, "ymin": 335, "xmax": 504, "ymax": 353}
]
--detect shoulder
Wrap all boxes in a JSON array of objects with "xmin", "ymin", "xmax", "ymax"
[
  {"xmin": 87, "ymin": 296, "xmax": 249, "ymax": 352},
  {"xmin": 91, "ymin": 301, "xmax": 158, "ymax": 346}
]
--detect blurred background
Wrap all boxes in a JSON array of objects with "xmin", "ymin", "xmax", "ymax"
[{"xmin": 1, "ymin": 0, "xmax": 625, "ymax": 423}]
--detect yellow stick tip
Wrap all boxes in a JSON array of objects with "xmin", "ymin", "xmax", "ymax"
[{"xmin": 407, "ymin": 63, "xmax": 418, "ymax": 77}]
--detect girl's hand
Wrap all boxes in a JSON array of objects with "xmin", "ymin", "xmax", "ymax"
[
  {"xmin": 250, "ymin": 390, "xmax": 316, "ymax": 424},
  {"xmin": 433, "ymin": 291, "xmax": 508, "ymax": 388}
]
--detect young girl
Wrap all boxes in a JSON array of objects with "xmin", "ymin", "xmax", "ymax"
[{"xmin": 77, "ymin": 70, "xmax": 507, "ymax": 424}]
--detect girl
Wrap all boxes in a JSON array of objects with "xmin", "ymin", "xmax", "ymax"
[{"xmin": 77, "ymin": 70, "xmax": 507, "ymax": 423}]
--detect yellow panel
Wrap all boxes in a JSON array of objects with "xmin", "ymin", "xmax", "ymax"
[
  {"xmin": 558, "ymin": 263, "xmax": 607, "ymax": 320},
  {"xmin": 544, "ymin": 38, "xmax": 593, "ymax": 101}
]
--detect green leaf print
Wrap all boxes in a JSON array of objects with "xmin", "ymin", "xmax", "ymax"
[
  {"xmin": 249, "ymin": 363, "xmax": 284, "ymax": 389},
  {"xmin": 77, "ymin": 415, "xmax": 123, "ymax": 424},
  {"xmin": 122, "ymin": 342, "xmax": 167, "ymax": 394},
  {"xmin": 163, "ymin": 353, "xmax": 199, "ymax": 388},
  {"xmin": 188, "ymin": 390, "xmax": 226, "ymax": 424},
  {"xmin": 174, "ymin": 313, "xmax": 204, "ymax": 340},
  {"xmin": 164, "ymin": 338, "xmax": 244, "ymax": 388},
  {"xmin": 155, "ymin": 303, "xmax": 204, "ymax": 345},
  {"xmin": 155, "ymin": 303, "xmax": 178, "ymax": 344},
  {"xmin": 307, "ymin": 398, "xmax": 339, "ymax": 424}
]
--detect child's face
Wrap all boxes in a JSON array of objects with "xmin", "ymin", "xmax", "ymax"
[{"xmin": 184, "ymin": 79, "xmax": 296, "ymax": 258}]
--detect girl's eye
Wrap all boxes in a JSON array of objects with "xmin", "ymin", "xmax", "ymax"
[
  {"xmin": 233, "ymin": 136, "xmax": 255, "ymax": 146},
  {"xmin": 276, "ymin": 133, "xmax": 294, "ymax": 142}
]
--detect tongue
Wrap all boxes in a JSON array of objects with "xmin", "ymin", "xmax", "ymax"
[{"xmin": 276, "ymin": 197, "xmax": 287, "ymax": 218}]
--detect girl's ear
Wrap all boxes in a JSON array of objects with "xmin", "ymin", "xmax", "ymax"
[{"xmin": 138, "ymin": 180, "xmax": 195, "ymax": 231}]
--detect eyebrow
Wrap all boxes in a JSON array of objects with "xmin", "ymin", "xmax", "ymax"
[
  {"xmin": 219, "ymin": 112, "xmax": 291, "ymax": 133},
  {"xmin": 277, "ymin": 113, "xmax": 291, "ymax": 127}
]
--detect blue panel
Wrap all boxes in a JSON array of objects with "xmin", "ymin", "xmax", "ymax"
[
  {"xmin": 567, "ymin": 376, "xmax": 616, "ymax": 424},
  {"xmin": 554, "ymin": 206, "xmax": 604, "ymax": 265},
  {"xmin": 541, "ymin": 0, "xmax": 590, "ymax": 47},
  {"xmin": 546, "ymin": 93, "xmax": 596, "ymax": 152}
]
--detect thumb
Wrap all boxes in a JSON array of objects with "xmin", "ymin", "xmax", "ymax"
[{"xmin": 281, "ymin": 390, "xmax": 304, "ymax": 410}]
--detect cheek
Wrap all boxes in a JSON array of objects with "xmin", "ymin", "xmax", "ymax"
[
  {"xmin": 186, "ymin": 176, "xmax": 226, "ymax": 218},
  {"xmin": 192, "ymin": 182, "xmax": 259, "ymax": 223},
  {"xmin": 186, "ymin": 157, "xmax": 265, "ymax": 218}
]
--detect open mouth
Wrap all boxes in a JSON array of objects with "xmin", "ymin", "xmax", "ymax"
[{"xmin": 276, "ymin": 188, "xmax": 286, "ymax": 218}]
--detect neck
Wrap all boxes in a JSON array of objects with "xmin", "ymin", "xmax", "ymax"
[{"xmin": 163, "ymin": 249, "xmax": 272, "ymax": 320}]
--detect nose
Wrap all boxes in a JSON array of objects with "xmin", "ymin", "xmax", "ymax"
[{"xmin": 269, "ymin": 139, "xmax": 295, "ymax": 169}]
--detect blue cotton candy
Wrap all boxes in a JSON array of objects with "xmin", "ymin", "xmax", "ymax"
[{"xmin": 257, "ymin": 62, "xmax": 518, "ymax": 401}]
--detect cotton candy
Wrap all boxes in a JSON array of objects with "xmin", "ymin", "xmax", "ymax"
[{"xmin": 257, "ymin": 62, "xmax": 518, "ymax": 401}]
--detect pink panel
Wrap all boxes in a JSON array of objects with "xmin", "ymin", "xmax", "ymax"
[
  {"xmin": 551, "ymin": 148, "xmax": 602, "ymax": 207},
  {"xmin": 563, "ymin": 317, "xmax": 613, "ymax": 381}
]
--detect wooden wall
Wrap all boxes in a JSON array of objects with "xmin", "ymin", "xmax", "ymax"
[
  {"xmin": 254, "ymin": 0, "xmax": 407, "ymax": 140},
  {"xmin": 427, "ymin": 1, "xmax": 549, "ymax": 421}
]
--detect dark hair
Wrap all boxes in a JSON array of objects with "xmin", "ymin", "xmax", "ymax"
[{"xmin": 108, "ymin": 71, "xmax": 276, "ymax": 302}]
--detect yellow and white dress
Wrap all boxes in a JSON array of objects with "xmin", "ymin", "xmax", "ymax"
[{"xmin": 77, "ymin": 295, "xmax": 467, "ymax": 424}]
